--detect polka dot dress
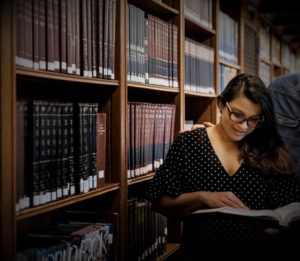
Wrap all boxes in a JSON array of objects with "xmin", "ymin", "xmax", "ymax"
[{"xmin": 146, "ymin": 128, "xmax": 300, "ymax": 261}]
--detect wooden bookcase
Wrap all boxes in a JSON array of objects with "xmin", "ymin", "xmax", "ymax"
[
  {"xmin": 0, "ymin": 0, "xmax": 244, "ymax": 260},
  {"xmin": 0, "ymin": 0, "xmax": 221, "ymax": 260},
  {"xmin": 256, "ymin": 6, "xmax": 299, "ymax": 85}
]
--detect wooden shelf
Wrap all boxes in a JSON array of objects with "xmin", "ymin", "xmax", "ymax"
[
  {"xmin": 157, "ymin": 243, "xmax": 180, "ymax": 261},
  {"xmin": 219, "ymin": 60, "xmax": 241, "ymax": 70},
  {"xmin": 16, "ymin": 183, "xmax": 120, "ymax": 221},
  {"xmin": 185, "ymin": 90, "xmax": 216, "ymax": 98},
  {"xmin": 128, "ymin": 173, "xmax": 155, "ymax": 186},
  {"xmin": 16, "ymin": 67, "xmax": 119, "ymax": 86},
  {"xmin": 129, "ymin": 0, "xmax": 179, "ymax": 19},
  {"xmin": 128, "ymin": 82, "xmax": 180, "ymax": 93}
]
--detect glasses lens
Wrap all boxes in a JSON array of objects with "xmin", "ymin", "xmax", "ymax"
[
  {"xmin": 248, "ymin": 120, "xmax": 260, "ymax": 128},
  {"xmin": 229, "ymin": 112, "xmax": 244, "ymax": 123}
]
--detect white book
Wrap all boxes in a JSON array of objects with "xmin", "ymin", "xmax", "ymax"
[{"xmin": 192, "ymin": 202, "xmax": 300, "ymax": 227}]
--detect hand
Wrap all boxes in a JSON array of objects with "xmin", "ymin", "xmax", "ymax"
[
  {"xmin": 202, "ymin": 121, "xmax": 215, "ymax": 128},
  {"xmin": 200, "ymin": 191, "xmax": 249, "ymax": 210},
  {"xmin": 179, "ymin": 122, "xmax": 215, "ymax": 134}
]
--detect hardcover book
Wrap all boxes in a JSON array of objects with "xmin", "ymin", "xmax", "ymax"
[
  {"xmin": 192, "ymin": 202, "xmax": 300, "ymax": 227},
  {"xmin": 96, "ymin": 112, "xmax": 106, "ymax": 188}
]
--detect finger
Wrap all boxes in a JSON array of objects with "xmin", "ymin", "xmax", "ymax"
[
  {"xmin": 222, "ymin": 193, "xmax": 249, "ymax": 209},
  {"xmin": 203, "ymin": 121, "xmax": 214, "ymax": 127},
  {"xmin": 191, "ymin": 124, "xmax": 203, "ymax": 130}
]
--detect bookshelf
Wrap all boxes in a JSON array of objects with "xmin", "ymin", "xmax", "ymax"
[
  {"xmin": 256, "ymin": 4, "xmax": 300, "ymax": 86},
  {"xmin": 243, "ymin": 1, "xmax": 259, "ymax": 76},
  {"xmin": 184, "ymin": 0, "xmax": 218, "ymax": 127},
  {"xmin": 258, "ymin": 18, "xmax": 272, "ymax": 86},
  {"xmin": 1, "ymin": 0, "xmax": 298, "ymax": 260}
]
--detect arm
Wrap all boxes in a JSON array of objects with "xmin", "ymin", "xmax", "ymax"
[{"xmin": 154, "ymin": 191, "xmax": 249, "ymax": 219}]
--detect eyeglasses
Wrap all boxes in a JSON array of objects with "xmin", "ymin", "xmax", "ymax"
[{"xmin": 225, "ymin": 102, "xmax": 264, "ymax": 128}]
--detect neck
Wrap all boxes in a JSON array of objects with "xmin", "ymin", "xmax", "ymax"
[{"xmin": 212, "ymin": 124, "xmax": 238, "ymax": 148}]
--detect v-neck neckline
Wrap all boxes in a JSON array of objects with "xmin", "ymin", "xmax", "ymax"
[{"xmin": 203, "ymin": 128, "xmax": 243, "ymax": 177}]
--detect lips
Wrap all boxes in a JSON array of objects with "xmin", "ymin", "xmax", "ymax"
[{"xmin": 233, "ymin": 127, "xmax": 247, "ymax": 136}]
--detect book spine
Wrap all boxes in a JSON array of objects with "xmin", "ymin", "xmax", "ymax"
[
  {"xmin": 110, "ymin": 0, "xmax": 116, "ymax": 79},
  {"xmin": 56, "ymin": 103, "xmax": 63, "ymax": 200},
  {"xmin": 24, "ymin": 0, "xmax": 33, "ymax": 68},
  {"xmin": 16, "ymin": 101, "xmax": 30, "ymax": 211},
  {"xmin": 46, "ymin": 0, "xmax": 55, "ymax": 71},
  {"xmin": 39, "ymin": 0, "xmax": 46, "ymax": 70},
  {"xmin": 30, "ymin": 101, "xmax": 40, "ymax": 207},
  {"xmin": 91, "ymin": 104, "xmax": 98, "ymax": 189},
  {"xmin": 33, "ymin": 0, "xmax": 40, "ymax": 69},
  {"xmin": 62, "ymin": 103, "xmax": 71, "ymax": 198},
  {"xmin": 96, "ymin": 112, "xmax": 106, "ymax": 188},
  {"xmin": 75, "ymin": 0, "xmax": 81, "ymax": 75},
  {"xmin": 98, "ymin": 0, "xmax": 104, "ymax": 78},
  {"xmin": 16, "ymin": 0, "xmax": 24, "ymax": 66},
  {"xmin": 60, "ymin": 0, "xmax": 67, "ymax": 73},
  {"xmin": 91, "ymin": 0, "xmax": 97, "ymax": 77},
  {"xmin": 129, "ymin": 102, "xmax": 136, "ymax": 179},
  {"xmin": 68, "ymin": 103, "xmax": 76, "ymax": 195},
  {"xmin": 87, "ymin": 0, "xmax": 92, "ymax": 77},
  {"xmin": 49, "ymin": 102, "xmax": 58, "ymax": 202},
  {"xmin": 103, "ymin": 0, "xmax": 109, "ymax": 78},
  {"xmin": 53, "ymin": 0, "xmax": 60, "ymax": 71}
]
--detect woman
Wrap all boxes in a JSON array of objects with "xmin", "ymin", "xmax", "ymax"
[{"xmin": 146, "ymin": 73, "xmax": 300, "ymax": 260}]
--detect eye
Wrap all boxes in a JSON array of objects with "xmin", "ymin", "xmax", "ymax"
[
  {"xmin": 231, "ymin": 112, "xmax": 244, "ymax": 119},
  {"xmin": 248, "ymin": 117, "xmax": 261, "ymax": 123}
]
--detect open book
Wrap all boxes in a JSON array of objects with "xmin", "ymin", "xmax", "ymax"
[{"xmin": 192, "ymin": 202, "xmax": 300, "ymax": 227}]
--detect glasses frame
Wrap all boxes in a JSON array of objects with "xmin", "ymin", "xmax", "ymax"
[{"xmin": 225, "ymin": 102, "xmax": 264, "ymax": 128}]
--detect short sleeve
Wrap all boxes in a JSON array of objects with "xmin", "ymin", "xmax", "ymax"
[{"xmin": 146, "ymin": 132, "xmax": 187, "ymax": 202}]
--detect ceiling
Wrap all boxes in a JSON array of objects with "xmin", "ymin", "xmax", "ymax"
[{"xmin": 255, "ymin": 0, "xmax": 300, "ymax": 52}]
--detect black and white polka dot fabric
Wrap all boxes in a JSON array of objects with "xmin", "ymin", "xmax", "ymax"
[{"xmin": 146, "ymin": 128, "xmax": 300, "ymax": 260}]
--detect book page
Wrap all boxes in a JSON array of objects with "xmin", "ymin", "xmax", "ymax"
[
  {"xmin": 274, "ymin": 202, "xmax": 300, "ymax": 225},
  {"xmin": 192, "ymin": 206, "xmax": 282, "ymax": 223},
  {"xmin": 192, "ymin": 202, "xmax": 300, "ymax": 226}
]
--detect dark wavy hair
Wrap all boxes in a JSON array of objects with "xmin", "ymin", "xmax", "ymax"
[{"xmin": 218, "ymin": 73, "xmax": 294, "ymax": 176}]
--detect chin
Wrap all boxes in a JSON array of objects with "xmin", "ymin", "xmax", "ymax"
[{"xmin": 229, "ymin": 128, "xmax": 247, "ymax": 141}]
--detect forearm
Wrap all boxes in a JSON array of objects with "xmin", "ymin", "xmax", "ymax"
[
  {"xmin": 154, "ymin": 192, "xmax": 207, "ymax": 219},
  {"xmin": 153, "ymin": 191, "xmax": 249, "ymax": 219}
]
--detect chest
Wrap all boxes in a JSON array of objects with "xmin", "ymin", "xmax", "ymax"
[
  {"xmin": 211, "ymin": 142, "xmax": 241, "ymax": 177},
  {"xmin": 183, "ymin": 143, "xmax": 270, "ymax": 208}
]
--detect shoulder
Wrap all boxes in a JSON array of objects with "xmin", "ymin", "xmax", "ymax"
[
  {"xmin": 177, "ymin": 126, "xmax": 207, "ymax": 140},
  {"xmin": 171, "ymin": 127, "xmax": 208, "ymax": 150},
  {"xmin": 269, "ymin": 73, "xmax": 300, "ymax": 92}
]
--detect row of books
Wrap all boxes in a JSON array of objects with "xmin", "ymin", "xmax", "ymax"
[
  {"xmin": 127, "ymin": 4, "xmax": 178, "ymax": 88},
  {"xmin": 259, "ymin": 22, "xmax": 271, "ymax": 62},
  {"xmin": 16, "ymin": 0, "xmax": 116, "ymax": 79},
  {"xmin": 128, "ymin": 198, "xmax": 168, "ymax": 261},
  {"xmin": 219, "ymin": 64, "xmax": 238, "ymax": 93},
  {"xmin": 219, "ymin": 10, "xmax": 238, "ymax": 65},
  {"xmin": 127, "ymin": 102, "xmax": 176, "ymax": 179},
  {"xmin": 185, "ymin": 37, "xmax": 215, "ymax": 94},
  {"xmin": 272, "ymin": 35, "xmax": 281, "ymax": 65},
  {"xmin": 17, "ymin": 221, "xmax": 114, "ymax": 260},
  {"xmin": 16, "ymin": 100, "xmax": 106, "ymax": 212},
  {"xmin": 260, "ymin": 61, "xmax": 271, "ymax": 87},
  {"xmin": 184, "ymin": 0, "xmax": 213, "ymax": 29}
]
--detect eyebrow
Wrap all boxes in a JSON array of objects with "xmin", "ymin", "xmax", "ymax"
[{"xmin": 230, "ymin": 106, "xmax": 261, "ymax": 118}]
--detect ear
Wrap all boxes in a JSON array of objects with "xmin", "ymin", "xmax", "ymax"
[
  {"xmin": 217, "ymin": 95, "xmax": 225, "ymax": 112},
  {"xmin": 217, "ymin": 101, "xmax": 225, "ymax": 113}
]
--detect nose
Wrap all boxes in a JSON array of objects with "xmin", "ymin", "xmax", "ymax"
[{"xmin": 237, "ymin": 120, "xmax": 249, "ymax": 129}]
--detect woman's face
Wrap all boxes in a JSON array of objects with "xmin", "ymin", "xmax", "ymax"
[{"xmin": 220, "ymin": 95, "xmax": 262, "ymax": 142}]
